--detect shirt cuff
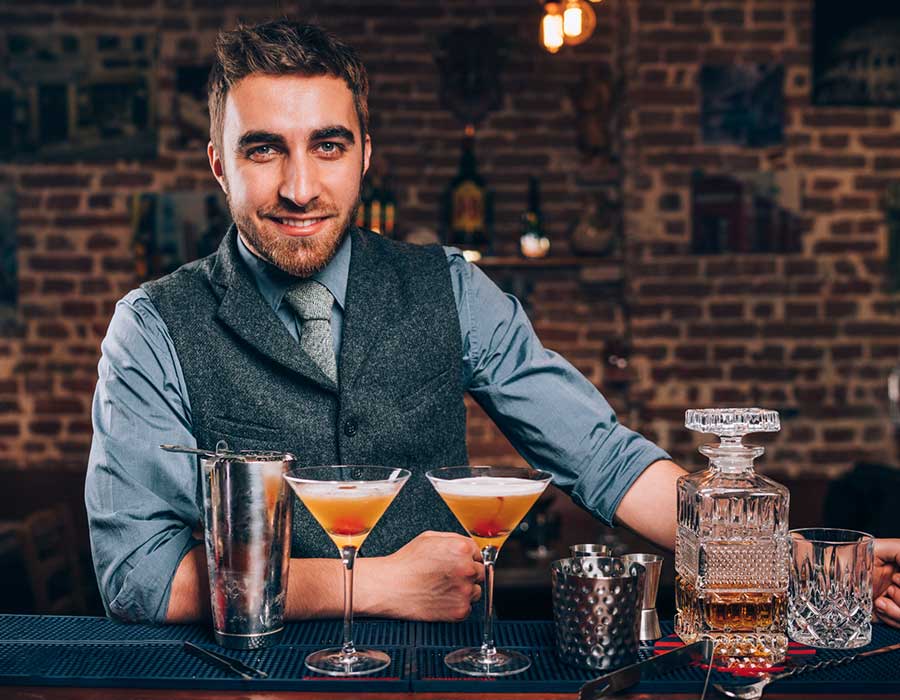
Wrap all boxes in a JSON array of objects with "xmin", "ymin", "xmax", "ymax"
[
  {"xmin": 107, "ymin": 528, "xmax": 201, "ymax": 624},
  {"xmin": 571, "ymin": 425, "xmax": 672, "ymax": 526}
]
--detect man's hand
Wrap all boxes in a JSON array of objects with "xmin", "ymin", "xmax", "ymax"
[
  {"xmin": 874, "ymin": 538, "xmax": 900, "ymax": 629},
  {"xmin": 359, "ymin": 531, "xmax": 484, "ymax": 621}
]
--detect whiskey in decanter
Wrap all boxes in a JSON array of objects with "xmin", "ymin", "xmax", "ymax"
[{"xmin": 675, "ymin": 408, "xmax": 789, "ymax": 669}]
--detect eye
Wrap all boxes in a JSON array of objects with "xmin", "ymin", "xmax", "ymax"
[
  {"xmin": 247, "ymin": 145, "xmax": 278, "ymax": 161},
  {"xmin": 317, "ymin": 141, "xmax": 346, "ymax": 157}
]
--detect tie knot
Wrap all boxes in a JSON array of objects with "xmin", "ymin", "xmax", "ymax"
[{"xmin": 284, "ymin": 280, "xmax": 333, "ymax": 321}]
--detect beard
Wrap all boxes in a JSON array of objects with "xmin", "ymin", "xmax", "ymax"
[{"xmin": 227, "ymin": 187, "xmax": 360, "ymax": 279}]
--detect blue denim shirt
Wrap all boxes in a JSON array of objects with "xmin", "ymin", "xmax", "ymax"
[{"xmin": 85, "ymin": 234, "xmax": 669, "ymax": 622}]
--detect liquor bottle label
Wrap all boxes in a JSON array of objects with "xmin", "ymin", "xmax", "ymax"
[
  {"xmin": 452, "ymin": 181, "xmax": 485, "ymax": 233},
  {"xmin": 384, "ymin": 203, "xmax": 396, "ymax": 237}
]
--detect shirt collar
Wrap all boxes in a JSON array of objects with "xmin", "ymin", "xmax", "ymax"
[{"xmin": 236, "ymin": 230, "xmax": 351, "ymax": 312}]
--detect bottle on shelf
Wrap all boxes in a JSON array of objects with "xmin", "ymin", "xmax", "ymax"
[
  {"xmin": 369, "ymin": 174, "xmax": 383, "ymax": 235},
  {"xmin": 675, "ymin": 408, "xmax": 789, "ymax": 670},
  {"xmin": 443, "ymin": 124, "xmax": 492, "ymax": 256},
  {"xmin": 519, "ymin": 175, "xmax": 550, "ymax": 258},
  {"xmin": 356, "ymin": 175, "xmax": 374, "ymax": 231},
  {"xmin": 381, "ymin": 175, "xmax": 397, "ymax": 239}
]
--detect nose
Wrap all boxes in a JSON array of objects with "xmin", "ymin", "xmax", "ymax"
[{"xmin": 278, "ymin": 153, "xmax": 322, "ymax": 208}]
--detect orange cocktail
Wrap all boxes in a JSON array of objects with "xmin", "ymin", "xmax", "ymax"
[
  {"xmin": 433, "ymin": 477, "xmax": 547, "ymax": 550},
  {"xmin": 284, "ymin": 466, "xmax": 409, "ymax": 677},
  {"xmin": 293, "ymin": 482, "xmax": 401, "ymax": 549},
  {"xmin": 426, "ymin": 465, "xmax": 552, "ymax": 678}
]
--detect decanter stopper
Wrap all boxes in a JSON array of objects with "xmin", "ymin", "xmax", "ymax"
[{"xmin": 685, "ymin": 408, "xmax": 780, "ymax": 439}]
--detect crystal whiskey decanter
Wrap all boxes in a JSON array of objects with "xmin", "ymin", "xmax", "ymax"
[{"xmin": 675, "ymin": 408, "xmax": 790, "ymax": 669}]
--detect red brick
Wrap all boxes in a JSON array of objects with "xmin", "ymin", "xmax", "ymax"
[
  {"xmin": 641, "ymin": 131, "xmax": 696, "ymax": 147},
  {"xmin": 874, "ymin": 157, "xmax": 900, "ymax": 171},
  {"xmin": 46, "ymin": 194, "xmax": 82, "ymax": 210},
  {"xmin": 860, "ymin": 135, "xmax": 900, "ymax": 149},
  {"xmin": 61, "ymin": 301, "xmax": 97, "ymax": 318},
  {"xmin": 802, "ymin": 112, "xmax": 870, "ymax": 129},
  {"xmin": 731, "ymin": 366, "xmax": 797, "ymax": 382},
  {"xmin": 708, "ymin": 8, "xmax": 745, "ymax": 25},
  {"xmin": 35, "ymin": 398, "xmax": 83, "ymax": 414},
  {"xmin": 795, "ymin": 153, "xmax": 866, "ymax": 169},
  {"xmin": 28, "ymin": 255, "xmax": 93, "ymax": 274},
  {"xmin": 638, "ymin": 6, "xmax": 666, "ymax": 22},
  {"xmin": 645, "ymin": 29, "xmax": 712, "ymax": 44},
  {"xmin": 20, "ymin": 173, "xmax": 92, "ymax": 189},
  {"xmin": 40, "ymin": 279, "xmax": 77, "ymax": 294},
  {"xmin": 87, "ymin": 233, "xmax": 120, "ymax": 251},
  {"xmin": 762, "ymin": 322, "xmax": 838, "ymax": 339},
  {"xmin": 753, "ymin": 9, "xmax": 785, "ymax": 23},
  {"xmin": 722, "ymin": 28, "xmax": 784, "ymax": 42},
  {"xmin": 673, "ymin": 10, "xmax": 704, "ymax": 25},
  {"xmin": 36, "ymin": 323, "xmax": 70, "ymax": 339},
  {"xmin": 845, "ymin": 322, "xmax": 900, "ymax": 337},
  {"xmin": 29, "ymin": 420, "xmax": 62, "ymax": 436},
  {"xmin": 813, "ymin": 240, "xmax": 877, "ymax": 254},
  {"xmin": 88, "ymin": 194, "xmax": 114, "ymax": 209},
  {"xmin": 819, "ymin": 134, "xmax": 849, "ymax": 148},
  {"xmin": 812, "ymin": 178, "xmax": 840, "ymax": 191}
]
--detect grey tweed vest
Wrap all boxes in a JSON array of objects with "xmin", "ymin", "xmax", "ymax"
[{"xmin": 143, "ymin": 225, "xmax": 469, "ymax": 558}]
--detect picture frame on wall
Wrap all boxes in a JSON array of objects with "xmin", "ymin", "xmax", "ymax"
[
  {"xmin": 813, "ymin": 0, "xmax": 900, "ymax": 106},
  {"xmin": 1, "ymin": 33, "xmax": 157, "ymax": 162},
  {"xmin": 699, "ymin": 64, "xmax": 784, "ymax": 148}
]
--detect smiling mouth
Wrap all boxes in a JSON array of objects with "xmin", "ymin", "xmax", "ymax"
[{"xmin": 268, "ymin": 215, "xmax": 332, "ymax": 230}]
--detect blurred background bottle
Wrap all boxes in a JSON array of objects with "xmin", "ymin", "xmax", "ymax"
[{"xmin": 519, "ymin": 175, "xmax": 549, "ymax": 258}]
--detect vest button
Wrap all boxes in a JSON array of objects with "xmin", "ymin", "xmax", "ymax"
[{"xmin": 343, "ymin": 417, "xmax": 359, "ymax": 437}]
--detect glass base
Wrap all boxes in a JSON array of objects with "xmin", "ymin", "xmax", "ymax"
[
  {"xmin": 304, "ymin": 647, "xmax": 390, "ymax": 676},
  {"xmin": 444, "ymin": 647, "xmax": 531, "ymax": 677}
]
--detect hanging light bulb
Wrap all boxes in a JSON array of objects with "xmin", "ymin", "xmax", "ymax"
[
  {"xmin": 563, "ymin": 0, "xmax": 583, "ymax": 37},
  {"xmin": 541, "ymin": 0, "xmax": 564, "ymax": 54},
  {"xmin": 562, "ymin": 0, "xmax": 596, "ymax": 46}
]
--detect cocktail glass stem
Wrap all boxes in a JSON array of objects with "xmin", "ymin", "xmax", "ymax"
[
  {"xmin": 480, "ymin": 545, "xmax": 498, "ymax": 662},
  {"xmin": 340, "ymin": 545, "xmax": 357, "ymax": 662}
]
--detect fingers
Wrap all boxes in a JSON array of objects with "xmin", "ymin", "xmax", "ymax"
[
  {"xmin": 471, "ymin": 583, "xmax": 483, "ymax": 603},
  {"xmin": 874, "ymin": 538, "xmax": 900, "ymax": 566},
  {"xmin": 875, "ymin": 585, "xmax": 900, "ymax": 628}
]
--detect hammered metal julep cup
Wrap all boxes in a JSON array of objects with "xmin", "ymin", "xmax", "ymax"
[
  {"xmin": 201, "ymin": 449, "xmax": 295, "ymax": 649},
  {"xmin": 551, "ymin": 556, "xmax": 646, "ymax": 670}
]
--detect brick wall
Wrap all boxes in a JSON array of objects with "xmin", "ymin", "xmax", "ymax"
[{"xmin": 1, "ymin": 0, "xmax": 898, "ymax": 484}]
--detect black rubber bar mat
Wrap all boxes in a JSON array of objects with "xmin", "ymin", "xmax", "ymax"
[{"xmin": 1, "ymin": 614, "xmax": 899, "ymax": 693}]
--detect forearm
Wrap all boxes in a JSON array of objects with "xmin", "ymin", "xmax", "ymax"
[
  {"xmin": 613, "ymin": 459, "xmax": 686, "ymax": 552},
  {"xmin": 165, "ymin": 547, "xmax": 395, "ymax": 622},
  {"xmin": 165, "ymin": 545, "xmax": 211, "ymax": 622}
]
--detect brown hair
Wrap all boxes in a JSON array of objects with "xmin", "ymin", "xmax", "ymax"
[{"xmin": 208, "ymin": 19, "xmax": 370, "ymax": 154}]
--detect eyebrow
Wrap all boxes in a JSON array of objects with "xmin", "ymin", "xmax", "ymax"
[
  {"xmin": 310, "ymin": 125, "xmax": 356, "ymax": 144},
  {"xmin": 237, "ymin": 131, "xmax": 287, "ymax": 150}
]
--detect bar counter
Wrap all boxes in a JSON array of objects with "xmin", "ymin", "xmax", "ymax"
[{"xmin": 3, "ymin": 615, "xmax": 900, "ymax": 699}]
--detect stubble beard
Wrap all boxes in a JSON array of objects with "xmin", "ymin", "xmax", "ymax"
[{"xmin": 225, "ymin": 180, "xmax": 361, "ymax": 279}]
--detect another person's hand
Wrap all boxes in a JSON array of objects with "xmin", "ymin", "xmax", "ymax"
[
  {"xmin": 362, "ymin": 530, "xmax": 484, "ymax": 621},
  {"xmin": 874, "ymin": 538, "xmax": 900, "ymax": 629}
]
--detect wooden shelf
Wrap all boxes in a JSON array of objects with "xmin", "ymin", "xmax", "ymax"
[{"xmin": 475, "ymin": 256, "xmax": 621, "ymax": 269}]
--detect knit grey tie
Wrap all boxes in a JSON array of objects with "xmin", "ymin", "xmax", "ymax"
[{"xmin": 284, "ymin": 280, "xmax": 338, "ymax": 384}]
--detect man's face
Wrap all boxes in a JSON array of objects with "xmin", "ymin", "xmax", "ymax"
[{"xmin": 208, "ymin": 74, "xmax": 371, "ymax": 277}]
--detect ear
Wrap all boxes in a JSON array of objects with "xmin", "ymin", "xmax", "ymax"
[
  {"xmin": 362, "ymin": 134, "xmax": 372, "ymax": 177},
  {"xmin": 208, "ymin": 141, "xmax": 227, "ymax": 193}
]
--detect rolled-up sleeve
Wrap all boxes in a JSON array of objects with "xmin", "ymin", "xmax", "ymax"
[
  {"xmin": 447, "ymin": 249, "xmax": 670, "ymax": 525},
  {"xmin": 85, "ymin": 289, "xmax": 202, "ymax": 623}
]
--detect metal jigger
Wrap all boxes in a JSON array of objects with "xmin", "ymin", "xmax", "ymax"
[
  {"xmin": 623, "ymin": 553, "xmax": 663, "ymax": 642},
  {"xmin": 570, "ymin": 543, "xmax": 612, "ymax": 558}
]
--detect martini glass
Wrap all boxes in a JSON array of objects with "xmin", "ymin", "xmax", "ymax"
[
  {"xmin": 284, "ymin": 465, "xmax": 410, "ymax": 676},
  {"xmin": 426, "ymin": 465, "xmax": 552, "ymax": 676}
]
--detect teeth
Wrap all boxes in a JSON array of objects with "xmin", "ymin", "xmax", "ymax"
[{"xmin": 276, "ymin": 217, "xmax": 325, "ymax": 229}]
